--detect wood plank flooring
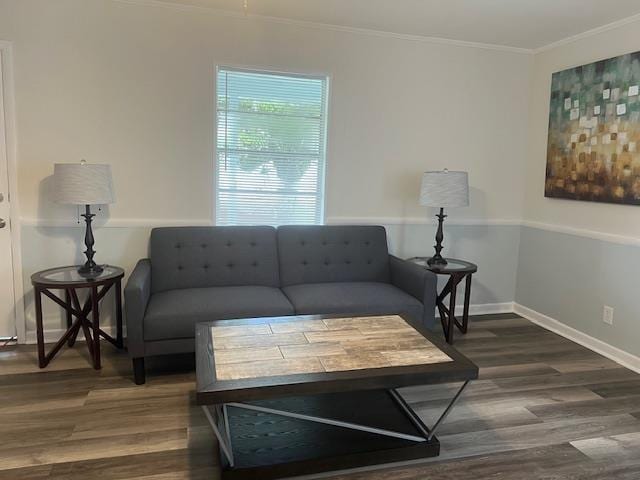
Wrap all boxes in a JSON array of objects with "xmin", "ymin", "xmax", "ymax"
[{"xmin": 2, "ymin": 313, "xmax": 640, "ymax": 479}]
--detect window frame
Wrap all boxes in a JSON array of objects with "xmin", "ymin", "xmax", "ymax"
[{"xmin": 214, "ymin": 65, "xmax": 330, "ymax": 226}]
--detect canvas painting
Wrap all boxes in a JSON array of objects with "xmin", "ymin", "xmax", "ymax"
[{"xmin": 545, "ymin": 51, "xmax": 640, "ymax": 204}]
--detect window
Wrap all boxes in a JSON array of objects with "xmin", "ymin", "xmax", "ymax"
[{"xmin": 215, "ymin": 67, "xmax": 328, "ymax": 226}]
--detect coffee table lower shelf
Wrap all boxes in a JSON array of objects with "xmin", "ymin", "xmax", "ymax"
[{"xmin": 203, "ymin": 389, "xmax": 449, "ymax": 480}]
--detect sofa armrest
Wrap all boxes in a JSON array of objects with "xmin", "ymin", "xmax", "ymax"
[
  {"xmin": 389, "ymin": 255, "xmax": 437, "ymax": 329},
  {"xmin": 124, "ymin": 259, "xmax": 152, "ymax": 357}
]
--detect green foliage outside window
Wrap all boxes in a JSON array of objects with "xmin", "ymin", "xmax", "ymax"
[{"xmin": 236, "ymin": 99, "xmax": 320, "ymax": 184}]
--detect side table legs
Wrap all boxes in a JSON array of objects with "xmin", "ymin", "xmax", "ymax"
[
  {"xmin": 34, "ymin": 283, "xmax": 123, "ymax": 369},
  {"xmin": 35, "ymin": 287, "xmax": 45, "ymax": 368},
  {"xmin": 115, "ymin": 279, "xmax": 123, "ymax": 349},
  {"xmin": 437, "ymin": 273, "xmax": 473, "ymax": 344},
  {"xmin": 447, "ymin": 279, "xmax": 458, "ymax": 344},
  {"xmin": 91, "ymin": 286, "xmax": 101, "ymax": 370},
  {"xmin": 462, "ymin": 274, "xmax": 472, "ymax": 334},
  {"xmin": 65, "ymin": 289, "xmax": 74, "ymax": 347}
]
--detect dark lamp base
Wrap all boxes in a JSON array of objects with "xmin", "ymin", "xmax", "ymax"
[
  {"xmin": 78, "ymin": 263, "xmax": 104, "ymax": 276},
  {"xmin": 427, "ymin": 255, "xmax": 448, "ymax": 266},
  {"xmin": 78, "ymin": 204, "xmax": 103, "ymax": 277},
  {"xmin": 428, "ymin": 207, "xmax": 449, "ymax": 266}
]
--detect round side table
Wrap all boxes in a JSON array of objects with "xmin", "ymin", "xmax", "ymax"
[
  {"xmin": 31, "ymin": 265, "xmax": 125, "ymax": 369},
  {"xmin": 407, "ymin": 257, "xmax": 478, "ymax": 344}
]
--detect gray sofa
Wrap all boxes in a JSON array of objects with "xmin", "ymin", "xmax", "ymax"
[{"xmin": 125, "ymin": 225, "xmax": 437, "ymax": 384}]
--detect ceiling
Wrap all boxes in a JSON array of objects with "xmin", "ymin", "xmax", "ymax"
[{"xmin": 156, "ymin": 0, "xmax": 640, "ymax": 50}]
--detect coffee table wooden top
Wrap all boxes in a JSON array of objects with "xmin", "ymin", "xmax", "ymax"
[
  {"xmin": 211, "ymin": 315, "xmax": 452, "ymax": 381},
  {"xmin": 196, "ymin": 314, "xmax": 478, "ymax": 404}
]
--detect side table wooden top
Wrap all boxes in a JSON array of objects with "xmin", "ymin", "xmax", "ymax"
[
  {"xmin": 407, "ymin": 257, "xmax": 477, "ymax": 275},
  {"xmin": 31, "ymin": 265, "xmax": 124, "ymax": 288}
]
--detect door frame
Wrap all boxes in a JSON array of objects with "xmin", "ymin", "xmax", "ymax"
[{"xmin": 0, "ymin": 40, "xmax": 25, "ymax": 343}]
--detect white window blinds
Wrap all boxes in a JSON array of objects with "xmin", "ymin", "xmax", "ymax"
[{"xmin": 216, "ymin": 68, "xmax": 328, "ymax": 226}]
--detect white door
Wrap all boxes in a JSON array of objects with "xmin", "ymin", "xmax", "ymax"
[{"xmin": 0, "ymin": 54, "xmax": 16, "ymax": 339}]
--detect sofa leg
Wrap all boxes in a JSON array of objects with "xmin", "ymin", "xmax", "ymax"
[{"xmin": 133, "ymin": 357, "xmax": 146, "ymax": 385}]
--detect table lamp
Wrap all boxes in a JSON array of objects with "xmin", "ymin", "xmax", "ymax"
[
  {"xmin": 420, "ymin": 169, "xmax": 469, "ymax": 266},
  {"xmin": 53, "ymin": 160, "xmax": 115, "ymax": 275}
]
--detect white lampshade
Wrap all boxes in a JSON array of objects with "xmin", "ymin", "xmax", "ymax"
[
  {"xmin": 53, "ymin": 162, "xmax": 115, "ymax": 205},
  {"xmin": 420, "ymin": 170, "xmax": 469, "ymax": 208}
]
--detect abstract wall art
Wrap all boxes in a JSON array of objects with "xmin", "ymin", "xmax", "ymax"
[{"xmin": 545, "ymin": 51, "xmax": 640, "ymax": 205}]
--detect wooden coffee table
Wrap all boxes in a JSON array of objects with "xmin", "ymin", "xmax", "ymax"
[{"xmin": 196, "ymin": 314, "xmax": 478, "ymax": 480}]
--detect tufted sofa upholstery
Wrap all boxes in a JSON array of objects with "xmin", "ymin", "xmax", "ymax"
[{"xmin": 125, "ymin": 225, "xmax": 437, "ymax": 384}]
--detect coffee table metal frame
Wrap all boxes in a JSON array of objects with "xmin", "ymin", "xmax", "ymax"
[
  {"xmin": 201, "ymin": 381, "xmax": 470, "ymax": 468},
  {"xmin": 196, "ymin": 314, "xmax": 478, "ymax": 478}
]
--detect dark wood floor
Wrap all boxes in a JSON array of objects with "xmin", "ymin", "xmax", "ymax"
[{"xmin": 2, "ymin": 313, "xmax": 640, "ymax": 479}]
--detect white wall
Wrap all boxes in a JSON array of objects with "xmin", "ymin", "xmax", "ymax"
[
  {"xmin": 517, "ymin": 17, "xmax": 640, "ymax": 358},
  {"xmin": 1, "ymin": 0, "xmax": 531, "ymax": 224},
  {"xmin": 0, "ymin": 0, "xmax": 532, "ymax": 338},
  {"xmin": 21, "ymin": 222, "xmax": 520, "ymax": 341},
  {"xmin": 523, "ymin": 20, "xmax": 640, "ymax": 238},
  {"xmin": 3, "ymin": 0, "xmax": 632, "ymax": 358}
]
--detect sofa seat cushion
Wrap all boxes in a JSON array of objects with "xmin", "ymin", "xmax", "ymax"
[
  {"xmin": 282, "ymin": 282, "xmax": 423, "ymax": 321},
  {"xmin": 144, "ymin": 286, "xmax": 294, "ymax": 341}
]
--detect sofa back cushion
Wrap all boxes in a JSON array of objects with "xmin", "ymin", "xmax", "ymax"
[
  {"xmin": 150, "ymin": 226, "xmax": 280, "ymax": 293},
  {"xmin": 277, "ymin": 225, "xmax": 390, "ymax": 287}
]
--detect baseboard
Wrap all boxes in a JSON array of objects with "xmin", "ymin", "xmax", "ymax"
[
  {"xmin": 22, "ymin": 303, "xmax": 640, "ymax": 375},
  {"xmin": 24, "ymin": 303, "xmax": 514, "ymax": 343},
  {"xmin": 24, "ymin": 326, "xmax": 119, "ymax": 345},
  {"xmin": 25, "ymin": 303, "xmax": 512, "ymax": 344},
  {"xmin": 467, "ymin": 302, "xmax": 515, "ymax": 316},
  {"xmin": 435, "ymin": 302, "xmax": 515, "ymax": 318},
  {"xmin": 514, "ymin": 303, "xmax": 640, "ymax": 374}
]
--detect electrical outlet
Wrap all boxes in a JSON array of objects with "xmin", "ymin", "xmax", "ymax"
[{"xmin": 603, "ymin": 305, "xmax": 614, "ymax": 325}]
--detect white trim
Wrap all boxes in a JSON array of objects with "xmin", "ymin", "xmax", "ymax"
[
  {"xmin": 19, "ymin": 217, "xmax": 214, "ymax": 228},
  {"xmin": 319, "ymin": 72, "xmax": 331, "ymax": 227},
  {"xmin": 436, "ymin": 302, "xmax": 514, "ymax": 319},
  {"xmin": 514, "ymin": 303, "xmax": 640, "ymax": 375},
  {"xmin": 109, "ymin": 0, "xmax": 640, "ymax": 56},
  {"xmin": 522, "ymin": 220, "xmax": 640, "ymax": 248},
  {"xmin": 28, "ymin": 301, "xmax": 640, "ymax": 382},
  {"xmin": 533, "ymin": 12, "xmax": 640, "ymax": 54},
  {"xmin": 25, "ymin": 325, "xmax": 118, "ymax": 345},
  {"xmin": 213, "ymin": 66, "xmax": 329, "ymax": 227},
  {"xmin": 25, "ymin": 304, "xmax": 513, "ymax": 343},
  {"xmin": 110, "ymin": 0, "xmax": 532, "ymax": 55},
  {"xmin": 0, "ymin": 41, "xmax": 24, "ymax": 344},
  {"xmin": 327, "ymin": 217, "xmax": 521, "ymax": 227},
  {"xmin": 18, "ymin": 217, "xmax": 640, "ymax": 247},
  {"xmin": 466, "ymin": 302, "xmax": 514, "ymax": 316},
  {"xmin": 20, "ymin": 216, "xmax": 523, "ymax": 228}
]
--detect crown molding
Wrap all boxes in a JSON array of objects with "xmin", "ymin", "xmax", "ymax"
[
  {"xmin": 88, "ymin": 1, "xmax": 640, "ymax": 57},
  {"xmin": 533, "ymin": 11, "xmax": 640, "ymax": 54},
  {"xmin": 111, "ymin": 0, "xmax": 532, "ymax": 55}
]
